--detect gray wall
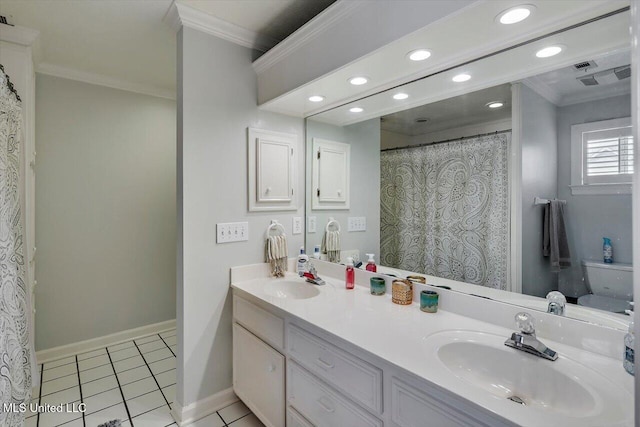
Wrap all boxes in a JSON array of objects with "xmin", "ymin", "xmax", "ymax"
[
  {"xmin": 557, "ymin": 94, "xmax": 632, "ymax": 297},
  {"xmin": 520, "ymin": 84, "xmax": 559, "ymax": 297},
  {"xmin": 305, "ymin": 119, "xmax": 381, "ymax": 262},
  {"xmin": 178, "ymin": 27, "xmax": 304, "ymax": 407},
  {"xmin": 35, "ymin": 75, "xmax": 177, "ymax": 350}
]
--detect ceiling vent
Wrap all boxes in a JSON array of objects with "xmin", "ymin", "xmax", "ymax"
[
  {"xmin": 577, "ymin": 65, "xmax": 631, "ymax": 86},
  {"xmin": 573, "ymin": 60, "xmax": 597, "ymax": 72}
]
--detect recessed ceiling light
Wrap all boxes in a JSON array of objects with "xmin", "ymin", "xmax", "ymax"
[
  {"xmin": 393, "ymin": 93, "xmax": 409, "ymax": 100},
  {"xmin": 536, "ymin": 45, "xmax": 563, "ymax": 58},
  {"xmin": 407, "ymin": 49, "xmax": 432, "ymax": 61},
  {"xmin": 452, "ymin": 73, "xmax": 471, "ymax": 82},
  {"xmin": 349, "ymin": 107, "xmax": 364, "ymax": 113},
  {"xmin": 496, "ymin": 5, "xmax": 535, "ymax": 25},
  {"xmin": 308, "ymin": 95, "xmax": 324, "ymax": 102},
  {"xmin": 486, "ymin": 101, "xmax": 504, "ymax": 109},
  {"xmin": 349, "ymin": 76, "xmax": 369, "ymax": 86}
]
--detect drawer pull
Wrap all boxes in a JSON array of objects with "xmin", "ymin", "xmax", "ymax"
[
  {"xmin": 316, "ymin": 357, "xmax": 334, "ymax": 369},
  {"xmin": 317, "ymin": 397, "xmax": 335, "ymax": 413}
]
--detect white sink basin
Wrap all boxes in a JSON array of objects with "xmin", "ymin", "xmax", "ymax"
[
  {"xmin": 263, "ymin": 279, "xmax": 320, "ymax": 300},
  {"xmin": 425, "ymin": 330, "xmax": 632, "ymax": 426}
]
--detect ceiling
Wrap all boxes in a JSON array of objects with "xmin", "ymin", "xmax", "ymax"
[{"xmin": 0, "ymin": 0, "xmax": 334, "ymax": 98}]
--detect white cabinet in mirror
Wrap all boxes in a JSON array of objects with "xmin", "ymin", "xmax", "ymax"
[{"xmin": 304, "ymin": 9, "xmax": 633, "ymax": 331}]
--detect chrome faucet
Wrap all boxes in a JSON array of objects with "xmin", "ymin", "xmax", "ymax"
[
  {"xmin": 504, "ymin": 312, "xmax": 558, "ymax": 361},
  {"xmin": 303, "ymin": 262, "xmax": 326, "ymax": 286},
  {"xmin": 546, "ymin": 291, "xmax": 566, "ymax": 316}
]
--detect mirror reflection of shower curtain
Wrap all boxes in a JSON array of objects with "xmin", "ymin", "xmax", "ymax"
[
  {"xmin": 380, "ymin": 132, "xmax": 510, "ymax": 290},
  {"xmin": 0, "ymin": 66, "xmax": 33, "ymax": 426}
]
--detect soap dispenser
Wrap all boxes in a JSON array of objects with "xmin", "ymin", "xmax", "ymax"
[
  {"xmin": 365, "ymin": 253, "xmax": 377, "ymax": 272},
  {"xmin": 624, "ymin": 309, "xmax": 634, "ymax": 375},
  {"xmin": 603, "ymin": 237, "xmax": 613, "ymax": 263},
  {"xmin": 345, "ymin": 257, "xmax": 355, "ymax": 290},
  {"xmin": 297, "ymin": 246, "xmax": 309, "ymax": 277}
]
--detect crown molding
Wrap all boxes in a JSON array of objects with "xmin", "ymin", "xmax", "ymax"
[
  {"xmin": 252, "ymin": 0, "xmax": 363, "ymax": 75},
  {"xmin": 558, "ymin": 82, "xmax": 631, "ymax": 106},
  {"xmin": 0, "ymin": 23, "xmax": 39, "ymax": 46},
  {"xmin": 36, "ymin": 62, "xmax": 176, "ymax": 100},
  {"xmin": 521, "ymin": 77, "xmax": 562, "ymax": 105},
  {"xmin": 163, "ymin": 1, "xmax": 279, "ymax": 53}
]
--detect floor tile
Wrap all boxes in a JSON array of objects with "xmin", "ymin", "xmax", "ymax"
[
  {"xmin": 160, "ymin": 330, "xmax": 176, "ymax": 339},
  {"xmin": 117, "ymin": 365, "xmax": 151, "ymax": 386},
  {"xmin": 42, "ymin": 363, "xmax": 77, "ymax": 382},
  {"xmin": 59, "ymin": 420, "xmax": 84, "ymax": 427},
  {"xmin": 161, "ymin": 384, "xmax": 175, "ymax": 404},
  {"xmin": 189, "ymin": 412, "xmax": 226, "ymax": 427},
  {"xmin": 43, "ymin": 356, "xmax": 75, "ymax": 371},
  {"xmin": 109, "ymin": 340, "xmax": 135, "ymax": 352},
  {"xmin": 219, "ymin": 401, "xmax": 251, "ymax": 424},
  {"xmin": 114, "ymin": 355, "xmax": 145, "ymax": 373},
  {"xmin": 78, "ymin": 354, "xmax": 110, "ymax": 371},
  {"xmin": 148, "ymin": 357, "xmax": 175, "ymax": 376},
  {"xmin": 229, "ymin": 413, "xmax": 265, "ymax": 427},
  {"xmin": 25, "ymin": 399, "xmax": 39, "ymax": 418},
  {"xmin": 131, "ymin": 404, "xmax": 174, "ymax": 427},
  {"xmin": 163, "ymin": 335, "xmax": 177, "ymax": 346},
  {"xmin": 155, "ymin": 369, "xmax": 176, "ymax": 388},
  {"xmin": 82, "ymin": 375, "xmax": 119, "ymax": 398},
  {"xmin": 83, "ymin": 388, "xmax": 123, "ymax": 415},
  {"xmin": 110, "ymin": 346, "xmax": 140, "ymax": 362},
  {"xmin": 144, "ymin": 347, "xmax": 173, "ymax": 364},
  {"xmin": 127, "ymin": 390, "xmax": 167, "ymax": 417},
  {"xmin": 138, "ymin": 340, "xmax": 165, "ymax": 354},
  {"xmin": 135, "ymin": 335, "xmax": 160, "ymax": 345},
  {"xmin": 77, "ymin": 348, "xmax": 107, "ymax": 361},
  {"xmin": 122, "ymin": 377, "xmax": 158, "ymax": 401},
  {"xmin": 38, "ymin": 401, "xmax": 83, "ymax": 426},
  {"xmin": 41, "ymin": 374, "xmax": 78, "ymax": 396},
  {"xmin": 80, "ymin": 363, "xmax": 114, "ymax": 384},
  {"xmin": 170, "ymin": 345, "xmax": 177, "ymax": 353},
  {"xmin": 24, "ymin": 416, "xmax": 37, "ymax": 427},
  {"xmin": 40, "ymin": 386, "xmax": 80, "ymax": 406},
  {"xmin": 84, "ymin": 402, "xmax": 128, "ymax": 427}
]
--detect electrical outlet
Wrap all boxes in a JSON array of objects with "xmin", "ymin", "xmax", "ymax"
[
  {"xmin": 292, "ymin": 217, "xmax": 303, "ymax": 234},
  {"xmin": 216, "ymin": 222, "xmax": 249, "ymax": 243},
  {"xmin": 308, "ymin": 216, "xmax": 317, "ymax": 233},
  {"xmin": 348, "ymin": 217, "xmax": 366, "ymax": 232}
]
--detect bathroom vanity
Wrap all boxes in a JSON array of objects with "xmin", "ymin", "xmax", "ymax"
[{"xmin": 231, "ymin": 261, "xmax": 633, "ymax": 427}]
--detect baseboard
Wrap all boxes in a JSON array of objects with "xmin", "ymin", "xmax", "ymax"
[
  {"xmin": 36, "ymin": 319, "xmax": 176, "ymax": 364},
  {"xmin": 171, "ymin": 387, "xmax": 238, "ymax": 426}
]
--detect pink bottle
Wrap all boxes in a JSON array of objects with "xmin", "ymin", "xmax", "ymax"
[
  {"xmin": 345, "ymin": 257, "xmax": 355, "ymax": 290},
  {"xmin": 365, "ymin": 253, "xmax": 377, "ymax": 273}
]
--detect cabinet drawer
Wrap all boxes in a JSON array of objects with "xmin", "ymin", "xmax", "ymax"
[
  {"xmin": 287, "ymin": 324, "xmax": 382, "ymax": 414},
  {"xmin": 234, "ymin": 295, "xmax": 284, "ymax": 350},
  {"xmin": 288, "ymin": 361, "xmax": 382, "ymax": 427},
  {"xmin": 287, "ymin": 406, "xmax": 315, "ymax": 427},
  {"xmin": 233, "ymin": 323, "xmax": 285, "ymax": 427}
]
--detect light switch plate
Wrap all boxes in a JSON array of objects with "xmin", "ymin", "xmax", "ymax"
[
  {"xmin": 307, "ymin": 216, "xmax": 317, "ymax": 233},
  {"xmin": 216, "ymin": 222, "xmax": 249, "ymax": 243},
  {"xmin": 292, "ymin": 217, "xmax": 302, "ymax": 234},
  {"xmin": 348, "ymin": 217, "xmax": 366, "ymax": 232}
]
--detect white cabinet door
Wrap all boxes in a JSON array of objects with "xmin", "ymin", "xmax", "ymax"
[
  {"xmin": 233, "ymin": 323, "xmax": 285, "ymax": 427},
  {"xmin": 312, "ymin": 138, "xmax": 350, "ymax": 210}
]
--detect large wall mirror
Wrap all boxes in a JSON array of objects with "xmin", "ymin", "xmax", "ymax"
[{"xmin": 305, "ymin": 8, "xmax": 633, "ymax": 330}]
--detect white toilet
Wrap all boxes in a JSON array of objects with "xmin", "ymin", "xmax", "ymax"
[{"xmin": 578, "ymin": 260, "xmax": 633, "ymax": 313}]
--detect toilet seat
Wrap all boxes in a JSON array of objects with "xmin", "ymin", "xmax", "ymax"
[{"xmin": 577, "ymin": 294, "xmax": 631, "ymax": 313}]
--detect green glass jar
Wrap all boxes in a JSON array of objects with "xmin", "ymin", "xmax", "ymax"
[
  {"xmin": 420, "ymin": 290, "xmax": 439, "ymax": 313},
  {"xmin": 370, "ymin": 277, "xmax": 386, "ymax": 295}
]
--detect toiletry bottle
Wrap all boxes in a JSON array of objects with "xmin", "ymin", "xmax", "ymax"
[
  {"xmin": 603, "ymin": 237, "xmax": 613, "ymax": 263},
  {"xmin": 313, "ymin": 244, "xmax": 321, "ymax": 259},
  {"xmin": 297, "ymin": 246, "xmax": 309, "ymax": 277},
  {"xmin": 345, "ymin": 257, "xmax": 355, "ymax": 290},
  {"xmin": 365, "ymin": 253, "xmax": 377, "ymax": 272},
  {"xmin": 624, "ymin": 316, "xmax": 634, "ymax": 375}
]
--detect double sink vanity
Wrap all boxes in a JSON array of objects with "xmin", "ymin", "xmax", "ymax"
[{"xmin": 231, "ymin": 260, "xmax": 633, "ymax": 427}]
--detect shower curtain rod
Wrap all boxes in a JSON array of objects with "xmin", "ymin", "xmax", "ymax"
[{"xmin": 380, "ymin": 129, "xmax": 512, "ymax": 152}]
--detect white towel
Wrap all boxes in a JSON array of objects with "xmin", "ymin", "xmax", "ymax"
[
  {"xmin": 266, "ymin": 235, "xmax": 288, "ymax": 277},
  {"xmin": 321, "ymin": 230, "xmax": 341, "ymax": 263}
]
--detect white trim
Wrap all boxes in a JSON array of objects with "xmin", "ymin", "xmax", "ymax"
[
  {"xmin": 0, "ymin": 24, "xmax": 39, "ymax": 46},
  {"xmin": 559, "ymin": 83, "xmax": 631, "ymax": 106},
  {"xmin": 509, "ymin": 83, "xmax": 523, "ymax": 295},
  {"xmin": 521, "ymin": 77, "xmax": 562, "ymax": 105},
  {"xmin": 36, "ymin": 319, "xmax": 176, "ymax": 364},
  {"xmin": 252, "ymin": 0, "xmax": 363, "ymax": 74},
  {"xmin": 170, "ymin": 387, "xmax": 238, "ymax": 426},
  {"xmin": 570, "ymin": 183, "xmax": 632, "ymax": 195},
  {"xmin": 164, "ymin": 1, "xmax": 279, "ymax": 53},
  {"xmin": 35, "ymin": 62, "xmax": 176, "ymax": 100}
]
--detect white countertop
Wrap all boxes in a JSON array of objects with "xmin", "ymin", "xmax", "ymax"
[{"xmin": 231, "ymin": 267, "xmax": 634, "ymax": 427}]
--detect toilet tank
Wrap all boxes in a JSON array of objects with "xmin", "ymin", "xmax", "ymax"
[{"xmin": 581, "ymin": 260, "xmax": 633, "ymax": 300}]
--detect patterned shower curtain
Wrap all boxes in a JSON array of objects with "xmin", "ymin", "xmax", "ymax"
[
  {"xmin": 0, "ymin": 65, "xmax": 32, "ymax": 426},
  {"xmin": 380, "ymin": 132, "xmax": 510, "ymax": 290}
]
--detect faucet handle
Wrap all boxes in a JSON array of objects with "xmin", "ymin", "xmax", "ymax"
[
  {"xmin": 515, "ymin": 312, "xmax": 535, "ymax": 335},
  {"xmin": 546, "ymin": 291, "xmax": 566, "ymax": 315}
]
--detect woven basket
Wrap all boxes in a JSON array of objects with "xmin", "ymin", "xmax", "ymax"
[{"xmin": 392, "ymin": 279, "xmax": 413, "ymax": 305}]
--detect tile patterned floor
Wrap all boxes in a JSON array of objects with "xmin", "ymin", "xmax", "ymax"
[{"xmin": 29, "ymin": 329, "xmax": 263, "ymax": 427}]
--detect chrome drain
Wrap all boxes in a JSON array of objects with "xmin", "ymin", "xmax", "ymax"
[{"xmin": 508, "ymin": 396, "xmax": 526, "ymax": 405}]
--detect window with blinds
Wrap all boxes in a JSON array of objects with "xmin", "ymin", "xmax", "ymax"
[{"xmin": 582, "ymin": 125, "xmax": 634, "ymax": 185}]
